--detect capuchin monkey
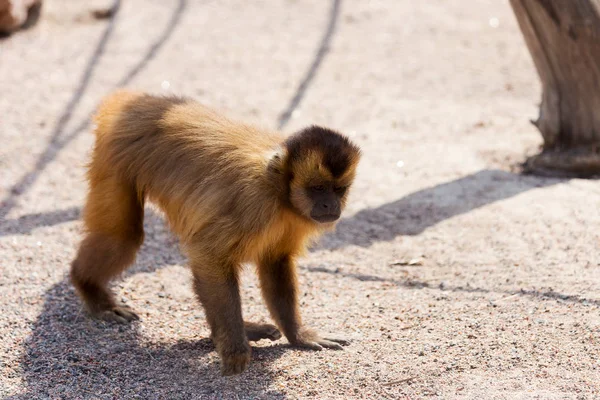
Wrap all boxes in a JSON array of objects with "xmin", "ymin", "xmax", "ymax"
[{"xmin": 70, "ymin": 90, "xmax": 361, "ymax": 375}]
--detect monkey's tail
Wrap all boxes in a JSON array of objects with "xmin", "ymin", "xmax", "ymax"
[{"xmin": 93, "ymin": 89, "xmax": 143, "ymax": 140}]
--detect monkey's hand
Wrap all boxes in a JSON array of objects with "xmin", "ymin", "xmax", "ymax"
[{"xmin": 290, "ymin": 328, "xmax": 350, "ymax": 351}]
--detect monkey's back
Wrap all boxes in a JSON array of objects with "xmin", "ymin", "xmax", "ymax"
[{"xmin": 92, "ymin": 92, "xmax": 289, "ymax": 253}]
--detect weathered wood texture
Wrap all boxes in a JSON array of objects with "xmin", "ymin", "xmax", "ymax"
[{"xmin": 510, "ymin": 0, "xmax": 600, "ymax": 177}]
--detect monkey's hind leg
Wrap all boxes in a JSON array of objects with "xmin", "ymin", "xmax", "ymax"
[
  {"xmin": 70, "ymin": 173, "xmax": 145, "ymax": 323},
  {"xmin": 244, "ymin": 321, "xmax": 281, "ymax": 342}
]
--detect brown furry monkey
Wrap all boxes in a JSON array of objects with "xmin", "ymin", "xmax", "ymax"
[{"xmin": 70, "ymin": 90, "xmax": 361, "ymax": 376}]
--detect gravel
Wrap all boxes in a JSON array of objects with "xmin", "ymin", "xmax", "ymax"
[{"xmin": 1, "ymin": 0, "xmax": 599, "ymax": 398}]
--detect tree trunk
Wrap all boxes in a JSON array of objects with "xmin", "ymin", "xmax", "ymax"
[{"xmin": 510, "ymin": 0, "xmax": 600, "ymax": 177}]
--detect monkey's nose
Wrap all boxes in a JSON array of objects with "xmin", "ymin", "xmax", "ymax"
[{"xmin": 311, "ymin": 202, "xmax": 340, "ymax": 223}]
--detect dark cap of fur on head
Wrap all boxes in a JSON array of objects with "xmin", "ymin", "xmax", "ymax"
[{"xmin": 284, "ymin": 126, "xmax": 361, "ymax": 177}]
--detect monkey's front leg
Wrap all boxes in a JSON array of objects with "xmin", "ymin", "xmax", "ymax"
[
  {"xmin": 192, "ymin": 266, "xmax": 250, "ymax": 376},
  {"xmin": 257, "ymin": 254, "xmax": 349, "ymax": 350}
]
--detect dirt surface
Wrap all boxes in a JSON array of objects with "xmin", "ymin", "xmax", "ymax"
[{"xmin": 1, "ymin": 0, "xmax": 599, "ymax": 399}]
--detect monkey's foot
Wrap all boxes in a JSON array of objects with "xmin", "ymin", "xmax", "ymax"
[
  {"xmin": 291, "ymin": 329, "xmax": 350, "ymax": 351},
  {"xmin": 220, "ymin": 344, "xmax": 251, "ymax": 376},
  {"xmin": 244, "ymin": 322, "xmax": 282, "ymax": 342},
  {"xmin": 93, "ymin": 305, "xmax": 140, "ymax": 324}
]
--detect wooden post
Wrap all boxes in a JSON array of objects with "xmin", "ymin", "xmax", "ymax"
[{"xmin": 510, "ymin": 0, "xmax": 600, "ymax": 177}]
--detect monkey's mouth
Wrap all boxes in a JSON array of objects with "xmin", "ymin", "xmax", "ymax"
[{"xmin": 311, "ymin": 213, "xmax": 340, "ymax": 223}]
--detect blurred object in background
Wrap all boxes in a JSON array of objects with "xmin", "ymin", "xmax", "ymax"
[
  {"xmin": 91, "ymin": 4, "xmax": 116, "ymax": 20},
  {"xmin": 0, "ymin": 0, "xmax": 41, "ymax": 35}
]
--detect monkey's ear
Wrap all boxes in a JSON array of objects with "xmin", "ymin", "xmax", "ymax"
[{"xmin": 266, "ymin": 146, "xmax": 286, "ymax": 175}]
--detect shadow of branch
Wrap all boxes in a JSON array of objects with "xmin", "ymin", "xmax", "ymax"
[
  {"xmin": 303, "ymin": 265, "xmax": 600, "ymax": 307},
  {"xmin": 0, "ymin": 0, "xmax": 186, "ymax": 220},
  {"xmin": 277, "ymin": 0, "xmax": 342, "ymax": 129}
]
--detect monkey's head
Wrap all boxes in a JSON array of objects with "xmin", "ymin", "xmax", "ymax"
[{"xmin": 271, "ymin": 126, "xmax": 361, "ymax": 224}]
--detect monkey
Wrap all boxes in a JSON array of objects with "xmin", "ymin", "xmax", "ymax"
[{"xmin": 70, "ymin": 90, "xmax": 361, "ymax": 376}]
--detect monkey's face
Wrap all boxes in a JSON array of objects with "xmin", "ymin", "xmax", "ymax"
[
  {"xmin": 306, "ymin": 183, "xmax": 348, "ymax": 222},
  {"xmin": 289, "ymin": 174, "xmax": 353, "ymax": 223},
  {"xmin": 282, "ymin": 126, "xmax": 360, "ymax": 224}
]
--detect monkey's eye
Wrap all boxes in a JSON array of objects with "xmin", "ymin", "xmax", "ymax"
[
  {"xmin": 334, "ymin": 186, "xmax": 347, "ymax": 194},
  {"xmin": 310, "ymin": 185, "xmax": 325, "ymax": 192}
]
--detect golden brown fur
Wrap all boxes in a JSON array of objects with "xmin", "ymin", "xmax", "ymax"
[{"xmin": 70, "ymin": 90, "xmax": 361, "ymax": 375}]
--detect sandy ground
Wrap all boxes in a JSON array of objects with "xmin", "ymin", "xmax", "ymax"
[{"xmin": 1, "ymin": 0, "xmax": 599, "ymax": 398}]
